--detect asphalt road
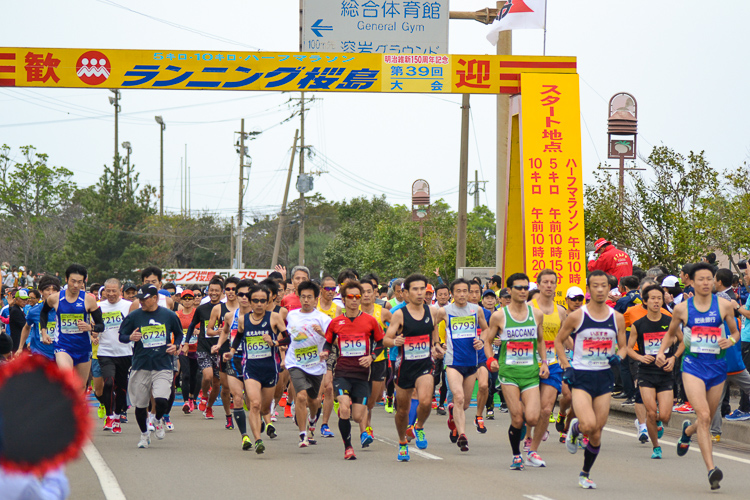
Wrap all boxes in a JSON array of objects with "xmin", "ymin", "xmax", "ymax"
[{"xmin": 67, "ymin": 402, "xmax": 750, "ymax": 500}]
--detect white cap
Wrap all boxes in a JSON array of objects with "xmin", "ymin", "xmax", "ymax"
[
  {"xmin": 528, "ymin": 282, "xmax": 538, "ymax": 291},
  {"xmin": 18, "ymin": 266, "xmax": 25, "ymax": 271},
  {"xmin": 176, "ymin": 286, "xmax": 184, "ymax": 294},
  {"xmin": 566, "ymin": 286, "xmax": 585, "ymax": 298},
  {"xmin": 661, "ymin": 275, "xmax": 679, "ymax": 288}
]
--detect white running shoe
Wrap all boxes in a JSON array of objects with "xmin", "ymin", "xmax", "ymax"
[
  {"xmin": 138, "ymin": 432, "xmax": 151, "ymax": 449},
  {"xmin": 526, "ymin": 451, "xmax": 546, "ymax": 467},
  {"xmin": 579, "ymin": 474, "xmax": 596, "ymax": 489},
  {"xmin": 566, "ymin": 418, "xmax": 579, "ymax": 454},
  {"xmin": 155, "ymin": 419, "xmax": 166, "ymax": 440}
]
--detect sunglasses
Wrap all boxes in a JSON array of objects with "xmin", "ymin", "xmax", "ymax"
[
  {"xmin": 323, "ymin": 286, "xmax": 337, "ymax": 292},
  {"xmin": 225, "ymin": 287, "xmax": 237, "ymax": 292},
  {"xmin": 182, "ymin": 294, "xmax": 194, "ymax": 300},
  {"xmin": 236, "ymin": 292, "xmax": 250, "ymax": 298},
  {"xmin": 512, "ymin": 285, "xmax": 530, "ymax": 291},
  {"xmin": 345, "ymin": 294, "xmax": 362, "ymax": 300},
  {"xmin": 251, "ymin": 298, "xmax": 268, "ymax": 304},
  {"xmin": 569, "ymin": 295, "xmax": 585, "ymax": 301}
]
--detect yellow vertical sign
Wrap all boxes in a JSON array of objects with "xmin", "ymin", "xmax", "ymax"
[{"xmin": 520, "ymin": 73, "xmax": 586, "ymax": 306}]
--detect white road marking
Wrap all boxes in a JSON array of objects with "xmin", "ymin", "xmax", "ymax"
[
  {"xmin": 374, "ymin": 434, "xmax": 443, "ymax": 460},
  {"xmin": 82, "ymin": 441, "xmax": 127, "ymax": 500},
  {"xmin": 524, "ymin": 495, "xmax": 557, "ymax": 500},
  {"xmin": 603, "ymin": 426, "xmax": 750, "ymax": 465}
]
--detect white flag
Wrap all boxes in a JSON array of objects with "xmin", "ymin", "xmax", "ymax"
[{"xmin": 487, "ymin": 0, "xmax": 547, "ymax": 45}]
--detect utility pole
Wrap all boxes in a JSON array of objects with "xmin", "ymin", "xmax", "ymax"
[
  {"xmin": 180, "ymin": 157, "xmax": 183, "ymax": 215},
  {"xmin": 298, "ymin": 91, "xmax": 306, "ymax": 266},
  {"xmin": 230, "ymin": 216, "xmax": 235, "ymax": 268},
  {"xmin": 121, "ymin": 141, "xmax": 132, "ymax": 198},
  {"xmin": 468, "ymin": 170, "xmax": 488, "ymax": 210},
  {"xmin": 272, "ymin": 129, "xmax": 300, "ymax": 268},
  {"xmin": 456, "ymin": 94, "xmax": 470, "ymax": 273},
  {"xmin": 155, "ymin": 116, "xmax": 166, "ymax": 216},
  {"xmin": 184, "ymin": 144, "xmax": 188, "ymax": 217},
  {"xmin": 237, "ymin": 119, "xmax": 245, "ymax": 269},
  {"xmin": 109, "ymin": 90, "xmax": 120, "ymax": 174}
]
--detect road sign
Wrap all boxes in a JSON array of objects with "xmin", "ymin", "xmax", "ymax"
[
  {"xmin": 457, "ymin": 267, "xmax": 497, "ymax": 283},
  {"xmin": 300, "ymin": 0, "xmax": 449, "ymax": 54}
]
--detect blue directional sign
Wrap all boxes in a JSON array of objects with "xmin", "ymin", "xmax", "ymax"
[{"xmin": 311, "ymin": 19, "xmax": 334, "ymax": 37}]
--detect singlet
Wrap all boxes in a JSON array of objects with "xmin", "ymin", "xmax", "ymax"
[
  {"xmin": 362, "ymin": 303, "xmax": 387, "ymax": 362},
  {"xmin": 570, "ymin": 305, "xmax": 617, "ymax": 371},
  {"xmin": 399, "ymin": 304, "xmax": 433, "ymax": 364},
  {"xmin": 632, "ymin": 313, "xmax": 674, "ymax": 375},
  {"xmin": 443, "ymin": 303, "xmax": 481, "ymax": 367},
  {"xmin": 683, "ymin": 296, "xmax": 725, "ymax": 361},
  {"xmin": 230, "ymin": 308, "xmax": 243, "ymax": 356},
  {"xmin": 318, "ymin": 301, "xmax": 338, "ymax": 320},
  {"xmin": 177, "ymin": 308, "xmax": 197, "ymax": 352},
  {"xmin": 532, "ymin": 299, "xmax": 561, "ymax": 365},
  {"xmin": 242, "ymin": 311, "xmax": 279, "ymax": 367},
  {"xmin": 55, "ymin": 290, "xmax": 91, "ymax": 351},
  {"xmin": 498, "ymin": 305, "xmax": 538, "ymax": 377}
]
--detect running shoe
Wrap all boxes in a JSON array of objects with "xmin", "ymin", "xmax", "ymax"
[
  {"xmin": 566, "ymin": 418, "xmax": 579, "ymax": 454},
  {"xmin": 579, "ymin": 473, "xmax": 596, "ymax": 489},
  {"xmin": 510, "ymin": 455, "xmax": 524, "ymax": 470},
  {"xmin": 270, "ymin": 411, "xmax": 278, "ymax": 423},
  {"xmin": 320, "ymin": 423, "xmax": 335, "ymax": 438},
  {"xmin": 187, "ymin": 400, "xmax": 195, "ymax": 413},
  {"xmin": 450, "ymin": 428, "xmax": 458, "ymax": 444},
  {"xmin": 555, "ymin": 413, "xmax": 565, "ymax": 433},
  {"xmin": 657, "ymin": 420, "xmax": 664, "ymax": 439},
  {"xmin": 527, "ymin": 451, "xmax": 546, "ymax": 467},
  {"xmin": 255, "ymin": 439, "xmax": 265, "ymax": 454},
  {"xmin": 414, "ymin": 427, "xmax": 428, "ymax": 449},
  {"xmin": 199, "ymin": 399, "xmax": 207, "ymax": 412},
  {"xmin": 155, "ymin": 419, "xmax": 165, "ymax": 440},
  {"xmin": 549, "ymin": 412, "xmax": 556, "ymax": 423},
  {"xmin": 677, "ymin": 419, "xmax": 691, "ymax": 456},
  {"xmin": 520, "ymin": 422, "xmax": 527, "ymax": 441},
  {"xmin": 299, "ymin": 433, "xmax": 309, "ymax": 448},
  {"xmin": 147, "ymin": 418, "xmax": 155, "ymax": 432},
  {"xmin": 284, "ymin": 404, "xmax": 293, "ymax": 418},
  {"xmin": 447, "ymin": 403, "xmax": 456, "ymax": 431},
  {"xmin": 712, "ymin": 434, "xmax": 721, "ymax": 443},
  {"xmin": 437, "ymin": 406, "xmax": 447, "ymax": 416},
  {"xmin": 120, "ymin": 412, "xmax": 128, "ymax": 424},
  {"xmin": 559, "ymin": 432, "xmax": 566, "ymax": 443},
  {"xmin": 361, "ymin": 431, "xmax": 374, "ymax": 448},
  {"xmin": 651, "ymin": 446, "xmax": 662, "ymax": 459},
  {"xmin": 266, "ymin": 423, "xmax": 277, "ymax": 439},
  {"xmin": 365, "ymin": 426, "xmax": 374, "ymax": 439},
  {"xmin": 97, "ymin": 405, "xmax": 106, "ymax": 419},
  {"xmin": 486, "ymin": 408, "xmax": 494, "ymax": 420},
  {"xmin": 523, "ymin": 437, "xmax": 532, "ymax": 452},
  {"xmin": 475, "ymin": 416, "xmax": 487, "ymax": 434},
  {"xmin": 182, "ymin": 401, "xmax": 191, "ymax": 414},
  {"xmin": 674, "ymin": 402, "xmax": 694, "ymax": 414},
  {"xmin": 308, "ymin": 406, "xmax": 322, "ymax": 429},
  {"xmin": 307, "ymin": 426, "xmax": 317, "ymax": 445},
  {"xmin": 499, "ymin": 404, "xmax": 509, "ymax": 413},
  {"xmin": 345, "ymin": 446, "xmax": 357, "ymax": 460},
  {"xmin": 634, "ymin": 418, "xmax": 640, "ymax": 434},
  {"xmin": 137, "ymin": 432, "xmax": 151, "ymax": 449},
  {"xmin": 397, "ymin": 443, "xmax": 410, "ymax": 462},
  {"xmin": 457, "ymin": 433, "xmax": 469, "ymax": 452},
  {"xmin": 431, "ymin": 398, "xmax": 438, "ymax": 409},
  {"xmin": 405, "ymin": 425, "xmax": 416, "ymax": 443},
  {"xmin": 580, "ymin": 436, "xmax": 589, "ymax": 449},
  {"xmin": 385, "ymin": 398, "xmax": 394, "ymax": 414},
  {"xmin": 638, "ymin": 429, "xmax": 649, "ymax": 444},
  {"xmin": 225, "ymin": 414, "xmax": 234, "ymax": 430},
  {"xmin": 708, "ymin": 467, "xmax": 723, "ymax": 490},
  {"xmin": 205, "ymin": 407, "xmax": 214, "ymax": 420},
  {"xmin": 333, "ymin": 401, "xmax": 340, "ymax": 414},
  {"xmin": 103, "ymin": 416, "xmax": 114, "ymax": 431},
  {"xmin": 279, "ymin": 393, "xmax": 287, "ymax": 407},
  {"xmin": 725, "ymin": 409, "xmax": 750, "ymax": 421},
  {"xmin": 242, "ymin": 435, "xmax": 252, "ymax": 450},
  {"xmin": 164, "ymin": 415, "xmax": 174, "ymax": 431},
  {"xmin": 112, "ymin": 419, "xmax": 122, "ymax": 434},
  {"xmin": 261, "ymin": 420, "xmax": 266, "ymax": 434}
]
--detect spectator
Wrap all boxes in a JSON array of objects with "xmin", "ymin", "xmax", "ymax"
[
  {"xmin": 0, "ymin": 332, "xmax": 12, "ymax": 363},
  {"xmin": 8, "ymin": 289, "xmax": 27, "ymax": 352},
  {"xmin": 614, "ymin": 275, "xmax": 641, "ymax": 313},
  {"xmin": 587, "ymin": 238, "xmax": 633, "ymax": 282}
]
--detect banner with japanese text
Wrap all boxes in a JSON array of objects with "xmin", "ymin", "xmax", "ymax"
[
  {"xmin": 520, "ymin": 73, "xmax": 585, "ymax": 306},
  {"xmin": 0, "ymin": 47, "xmax": 575, "ymax": 94},
  {"xmin": 164, "ymin": 269, "xmax": 272, "ymax": 286}
]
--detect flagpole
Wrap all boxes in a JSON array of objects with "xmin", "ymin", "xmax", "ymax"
[{"xmin": 543, "ymin": 0, "xmax": 548, "ymax": 55}]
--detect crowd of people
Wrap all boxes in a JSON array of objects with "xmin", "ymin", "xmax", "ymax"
[{"xmin": 1, "ymin": 250, "xmax": 749, "ymax": 492}]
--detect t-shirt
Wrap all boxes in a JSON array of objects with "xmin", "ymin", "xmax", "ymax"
[
  {"xmin": 119, "ymin": 306, "xmax": 183, "ymax": 371},
  {"xmin": 281, "ymin": 293, "xmax": 301, "ymax": 312},
  {"xmin": 284, "ymin": 308, "xmax": 331, "ymax": 376},
  {"xmin": 325, "ymin": 312, "xmax": 384, "ymax": 380},
  {"xmin": 98, "ymin": 299, "xmax": 132, "ymax": 357},
  {"xmin": 25, "ymin": 303, "xmax": 56, "ymax": 359}
]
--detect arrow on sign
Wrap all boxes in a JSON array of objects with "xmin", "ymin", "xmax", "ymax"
[{"xmin": 311, "ymin": 19, "xmax": 333, "ymax": 37}]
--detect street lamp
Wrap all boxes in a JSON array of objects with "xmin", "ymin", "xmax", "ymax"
[
  {"xmin": 121, "ymin": 141, "xmax": 132, "ymax": 197},
  {"xmin": 109, "ymin": 89, "xmax": 121, "ymax": 172},
  {"xmin": 155, "ymin": 116, "xmax": 165, "ymax": 215}
]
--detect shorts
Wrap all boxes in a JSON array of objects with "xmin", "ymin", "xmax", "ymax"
[
  {"xmin": 54, "ymin": 348, "xmax": 92, "ymax": 366},
  {"xmin": 197, "ymin": 351, "xmax": 220, "ymax": 378},
  {"xmin": 566, "ymin": 368, "xmax": 614, "ymax": 398},
  {"xmin": 447, "ymin": 364, "xmax": 478, "ymax": 378},
  {"xmin": 498, "ymin": 370, "xmax": 539, "ymax": 393},
  {"xmin": 541, "ymin": 362, "xmax": 563, "ymax": 393},
  {"xmin": 289, "ymin": 367, "xmax": 323, "ymax": 399},
  {"xmin": 369, "ymin": 359, "xmax": 387, "ymax": 382},
  {"xmin": 395, "ymin": 359, "xmax": 434, "ymax": 390},
  {"xmin": 326, "ymin": 344, "xmax": 339, "ymax": 372},
  {"xmin": 638, "ymin": 370, "xmax": 674, "ymax": 393},
  {"xmin": 225, "ymin": 355, "xmax": 244, "ymax": 381},
  {"xmin": 333, "ymin": 377, "xmax": 371, "ymax": 405},
  {"xmin": 682, "ymin": 355, "xmax": 727, "ymax": 390},
  {"xmin": 128, "ymin": 369, "xmax": 172, "ymax": 407},
  {"xmin": 91, "ymin": 358, "xmax": 102, "ymax": 378},
  {"xmin": 244, "ymin": 360, "xmax": 280, "ymax": 388}
]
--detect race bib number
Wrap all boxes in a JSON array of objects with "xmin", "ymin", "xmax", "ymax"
[
  {"xmin": 295, "ymin": 345, "xmax": 320, "ymax": 366},
  {"xmin": 102, "ymin": 311, "xmax": 123, "ymax": 334},
  {"xmin": 582, "ymin": 339, "xmax": 612, "ymax": 367},
  {"xmin": 185, "ymin": 328, "xmax": 198, "ymax": 345},
  {"xmin": 341, "ymin": 333, "xmax": 366, "ymax": 357},
  {"xmin": 544, "ymin": 340, "xmax": 557, "ymax": 364},
  {"xmin": 246, "ymin": 335, "xmax": 272, "ymax": 359},
  {"xmin": 506, "ymin": 341, "xmax": 534, "ymax": 366},
  {"xmin": 141, "ymin": 325, "xmax": 167, "ymax": 348},
  {"xmin": 643, "ymin": 331, "xmax": 665, "ymax": 356},
  {"xmin": 47, "ymin": 324, "xmax": 58, "ymax": 342},
  {"xmin": 690, "ymin": 326, "xmax": 721, "ymax": 355},
  {"xmin": 404, "ymin": 335, "xmax": 430, "ymax": 361},
  {"xmin": 59, "ymin": 314, "xmax": 84, "ymax": 335},
  {"xmin": 450, "ymin": 315, "xmax": 476, "ymax": 340}
]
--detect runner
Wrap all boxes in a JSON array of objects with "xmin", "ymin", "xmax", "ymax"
[
  {"xmin": 118, "ymin": 284, "xmax": 183, "ymax": 448},
  {"xmin": 556, "ymin": 270, "xmax": 627, "ymax": 489},
  {"xmin": 19, "ymin": 275, "xmax": 60, "ymax": 362},
  {"xmin": 281, "ymin": 265, "xmax": 310, "ymax": 312},
  {"xmin": 283, "ymin": 280, "xmax": 332, "ymax": 448},
  {"xmin": 177, "ymin": 289, "xmax": 200, "ymax": 414},
  {"xmin": 40, "ymin": 264, "xmax": 105, "ymax": 392},
  {"xmin": 434, "ymin": 278, "xmax": 488, "ymax": 452},
  {"xmin": 468, "ymin": 280, "xmax": 491, "ymax": 433},
  {"xmin": 384, "ymin": 273, "xmax": 439, "ymax": 462},
  {"xmin": 629, "ymin": 283, "xmax": 679, "ymax": 459},
  {"xmin": 210, "ymin": 276, "xmax": 240, "ymax": 430},
  {"xmin": 433, "ymin": 283, "xmax": 451, "ymax": 415},
  {"xmin": 96, "ymin": 278, "xmax": 133, "ymax": 434},
  {"xmin": 656, "ymin": 262, "xmax": 739, "ymax": 490},
  {"xmin": 317, "ymin": 275, "xmax": 341, "ymax": 439},
  {"xmin": 556, "ymin": 286, "xmax": 584, "ymax": 440},
  {"xmin": 484, "ymin": 273, "xmax": 548, "ymax": 469},
  {"xmin": 322, "ymin": 280, "xmax": 384, "ymax": 459},
  {"xmin": 228, "ymin": 283, "xmax": 286, "ymax": 454},
  {"xmin": 259, "ymin": 278, "xmax": 289, "ymax": 423}
]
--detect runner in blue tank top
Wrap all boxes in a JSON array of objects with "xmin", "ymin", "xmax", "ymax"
[
  {"xmin": 39, "ymin": 263, "xmax": 105, "ymax": 392},
  {"xmin": 657, "ymin": 262, "xmax": 739, "ymax": 490}
]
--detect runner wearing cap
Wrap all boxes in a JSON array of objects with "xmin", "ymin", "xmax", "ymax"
[
  {"xmin": 424, "ymin": 284, "xmax": 435, "ymax": 305},
  {"xmin": 587, "ymin": 238, "xmax": 633, "ymax": 282},
  {"xmin": 176, "ymin": 289, "xmax": 199, "ymax": 414}
]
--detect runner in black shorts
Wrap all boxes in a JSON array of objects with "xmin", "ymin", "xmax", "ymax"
[
  {"xmin": 384, "ymin": 273, "xmax": 440, "ymax": 462},
  {"xmin": 322, "ymin": 280, "xmax": 384, "ymax": 460}
]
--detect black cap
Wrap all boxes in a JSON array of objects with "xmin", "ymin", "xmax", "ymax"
[
  {"xmin": 136, "ymin": 284, "xmax": 158, "ymax": 300},
  {"xmin": 122, "ymin": 282, "xmax": 138, "ymax": 293},
  {"xmin": 490, "ymin": 274, "xmax": 503, "ymax": 285},
  {"xmin": 498, "ymin": 287, "xmax": 511, "ymax": 298}
]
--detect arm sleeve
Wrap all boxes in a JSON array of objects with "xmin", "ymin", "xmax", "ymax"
[
  {"xmin": 371, "ymin": 339, "xmax": 385, "ymax": 358},
  {"xmin": 119, "ymin": 314, "xmax": 135, "ymax": 343},
  {"xmin": 276, "ymin": 331, "xmax": 291, "ymax": 347},
  {"xmin": 231, "ymin": 329, "xmax": 244, "ymax": 350},
  {"xmin": 90, "ymin": 307, "xmax": 105, "ymax": 333},
  {"xmin": 40, "ymin": 301, "xmax": 52, "ymax": 330}
]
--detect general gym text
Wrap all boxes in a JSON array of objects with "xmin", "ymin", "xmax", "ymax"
[{"xmin": 358, "ymin": 21, "xmax": 425, "ymax": 33}]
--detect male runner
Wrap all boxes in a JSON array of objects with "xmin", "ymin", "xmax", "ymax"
[
  {"xmin": 656, "ymin": 262, "xmax": 739, "ymax": 490},
  {"xmin": 556, "ymin": 270, "xmax": 627, "ymax": 489},
  {"xmin": 434, "ymin": 278, "xmax": 488, "ymax": 452},
  {"xmin": 556, "ymin": 286, "xmax": 585, "ymax": 439},
  {"xmin": 434, "ymin": 283, "xmax": 451, "ymax": 415},
  {"xmin": 484, "ymin": 273, "xmax": 547, "ymax": 469},
  {"xmin": 317, "ymin": 275, "xmax": 341, "ymax": 439},
  {"xmin": 281, "ymin": 265, "xmax": 310, "ymax": 311},
  {"xmin": 40, "ymin": 264, "xmax": 105, "ymax": 392},
  {"xmin": 468, "ymin": 280, "xmax": 491, "ymax": 433},
  {"xmin": 322, "ymin": 280, "xmax": 384, "ymax": 459},
  {"xmin": 20, "ymin": 275, "xmax": 60, "ymax": 361},
  {"xmin": 384, "ymin": 273, "xmax": 439, "ymax": 462},
  {"xmin": 210, "ymin": 276, "xmax": 240, "ymax": 430}
]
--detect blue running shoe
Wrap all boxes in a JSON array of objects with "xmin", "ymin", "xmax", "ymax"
[
  {"xmin": 415, "ymin": 427, "xmax": 428, "ymax": 449},
  {"xmin": 651, "ymin": 446, "xmax": 662, "ymax": 459},
  {"xmin": 361, "ymin": 431, "xmax": 374, "ymax": 448},
  {"xmin": 657, "ymin": 421, "xmax": 664, "ymax": 439},
  {"xmin": 510, "ymin": 455, "xmax": 524, "ymax": 470},
  {"xmin": 677, "ymin": 419, "xmax": 691, "ymax": 457},
  {"xmin": 320, "ymin": 423, "xmax": 335, "ymax": 438},
  {"xmin": 397, "ymin": 443, "xmax": 410, "ymax": 462}
]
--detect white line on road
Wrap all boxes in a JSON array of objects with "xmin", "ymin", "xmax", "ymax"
[
  {"xmin": 524, "ymin": 495, "xmax": 557, "ymax": 500},
  {"xmin": 82, "ymin": 441, "xmax": 127, "ymax": 500},
  {"xmin": 374, "ymin": 435, "xmax": 443, "ymax": 460},
  {"xmin": 603, "ymin": 426, "xmax": 750, "ymax": 465}
]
